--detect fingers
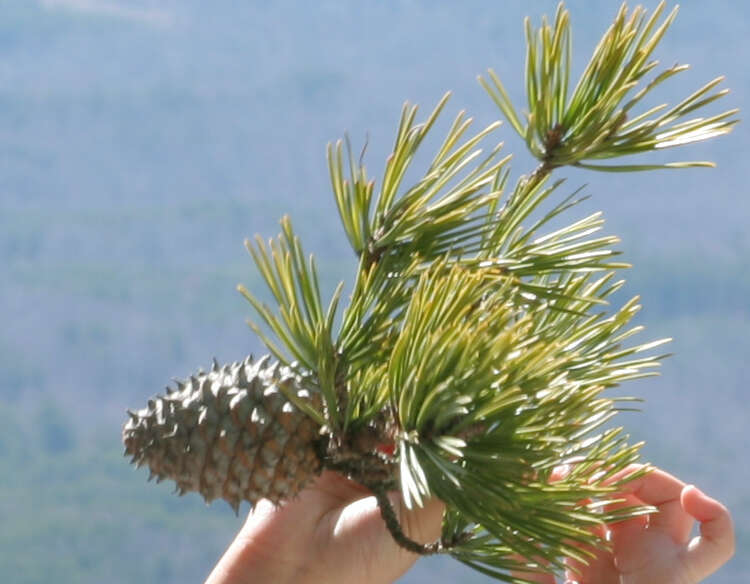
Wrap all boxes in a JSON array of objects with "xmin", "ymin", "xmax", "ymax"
[
  {"xmin": 508, "ymin": 567, "xmax": 557, "ymax": 584},
  {"xmin": 680, "ymin": 484, "xmax": 735, "ymax": 581},
  {"xmin": 390, "ymin": 491, "xmax": 445, "ymax": 546},
  {"xmin": 604, "ymin": 491, "xmax": 649, "ymax": 534},
  {"xmin": 563, "ymin": 522, "xmax": 620, "ymax": 584},
  {"xmin": 313, "ymin": 470, "xmax": 373, "ymax": 502},
  {"xmin": 613, "ymin": 465, "xmax": 685, "ymax": 506},
  {"xmin": 610, "ymin": 465, "xmax": 694, "ymax": 544},
  {"xmin": 508, "ymin": 552, "xmax": 558, "ymax": 584}
]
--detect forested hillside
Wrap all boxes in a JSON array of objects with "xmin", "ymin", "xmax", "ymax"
[{"xmin": 1, "ymin": 1, "xmax": 747, "ymax": 582}]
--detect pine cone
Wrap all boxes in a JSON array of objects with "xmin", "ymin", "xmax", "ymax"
[{"xmin": 123, "ymin": 355, "xmax": 323, "ymax": 512}]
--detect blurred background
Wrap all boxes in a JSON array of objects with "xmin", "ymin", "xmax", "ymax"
[{"xmin": 0, "ymin": 0, "xmax": 747, "ymax": 582}]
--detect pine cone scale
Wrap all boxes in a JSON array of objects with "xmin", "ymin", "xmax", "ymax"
[{"xmin": 123, "ymin": 357, "xmax": 322, "ymax": 509}]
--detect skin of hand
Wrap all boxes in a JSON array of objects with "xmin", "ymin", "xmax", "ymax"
[
  {"xmin": 206, "ymin": 465, "xmax": 734, "ymax": 584},
  {"xmin": 204, "ymin": 470, "xmax": 444, "ymax": 584},
  {"xmin": 513, "ymin": 465, "xmax": 736, "ymax": 584}
]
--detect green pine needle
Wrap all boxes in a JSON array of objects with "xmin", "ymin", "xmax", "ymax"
[{"xmin": 480, "ymin": 1, "xmax": 738, "ymax": 170}]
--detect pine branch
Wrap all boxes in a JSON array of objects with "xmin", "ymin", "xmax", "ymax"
[
  {"xmin": 231, "ymin": 3, "xmax": 736, "ymax": 581},
  {"xmin": 480, "ymin": 1, "xmax": 738, "ymax": 170},
  {"xmin": 237, "ymin": 215, "xmax": 344, "ymax": 429},
  {"xmin": 329, "ymin": 93, "xmax": 509, "ymax": 272}
]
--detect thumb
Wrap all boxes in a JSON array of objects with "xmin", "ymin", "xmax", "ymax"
[
  {"xmin": 387, "ymin": 490, "xmax": 445, "ymax": 547},
  {"xmin": 680, "ymin": 485, "xmax": 735, "ymax": 581}
]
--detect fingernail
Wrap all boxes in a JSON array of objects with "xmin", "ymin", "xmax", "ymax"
[{"xmin": 685, "ymin": 484, "xmax": 704, "ymax": 497}]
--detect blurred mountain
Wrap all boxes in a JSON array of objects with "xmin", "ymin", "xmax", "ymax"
[{"xmin": 0, "ymin": 1, "xmax": 747, "ymax": 582}]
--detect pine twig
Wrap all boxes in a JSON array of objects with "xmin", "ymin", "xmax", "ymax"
[
  {"xmin": 321, "ymin": 436, "xmax": 467, "ymax": 556},
  {"xmin": 368, "ymin": 482, "xmax": 470, "ymax": 556}
]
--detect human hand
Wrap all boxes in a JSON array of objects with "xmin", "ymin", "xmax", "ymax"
[
  {"xmin": 514, "ymin": 465, "xmax": 735, "ymax": 584},
  {"xmin": 204, "ymin": 470, "xmax": 444, "ymax": 584},
  {"xmin": 206, "ymin": 465, "xmax": 734, "ymax": 584}
]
